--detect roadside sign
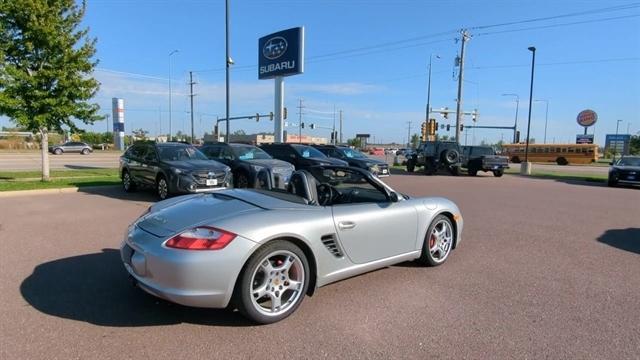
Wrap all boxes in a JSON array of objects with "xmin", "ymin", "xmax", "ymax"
[
  {"xmin": 258, "ymin": 27, "xmax": 304, "ymax": 80},
  {"xmin": 355, "ymin": 134, "xmax": 370, "ymax": 138},
  {"xmin": 576, "ymin": 134, "xmax": 594, "ymax": 144},
  {"xmin": 576, "ymin": 109, "xmax": 597, "ymax": 127}
]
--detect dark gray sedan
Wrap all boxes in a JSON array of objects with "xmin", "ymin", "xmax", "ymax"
[
  {"xmin": 49, "ymin": 141, "xmax": 93, "ymax": 155},
  {"xmin": 608, "ymin": 156, "xmax": 640, "ymax": 187}
]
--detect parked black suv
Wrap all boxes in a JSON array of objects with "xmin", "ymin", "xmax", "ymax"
[
  {"xmin": 259, "ymin": 143, "xmax": 348, "ymax": 170},
  {"xmin": 406, "ymin": 141, "xmax": 463, "ymax": 175},
  {"xmin": 461, "ymin": 146, "xmax": 509, "ymax": 177},
  {"xmin": 608, "ymin": 156, "xmax": 640, "ymax": 187},
  {"xmin": 120, "ymin": 142, "xmax": 232, "ymax": 200},
  {"xmin": 199, "ymin": 142, "xmax": 295, "ymax": 189},
  {"xmin": 311, "ymin": 144, "xmax": 390, "ymax": 177}
]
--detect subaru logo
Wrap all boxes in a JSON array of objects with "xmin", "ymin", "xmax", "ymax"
[
  {"xmin": 208, "ymin": 171, "xmax": 215, "ymax": 177},
  {"xmin": 263, "ymin": 36, "xmax": 287, "ymax": 60}
]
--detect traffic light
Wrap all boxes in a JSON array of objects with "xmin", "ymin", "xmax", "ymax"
[
  {"xmin": 443, "ymin": 107, "xmax": 449, "ymax": 119},
  {"xmin": 421, "ymin": 122, "xmax": 427, "ymax": 141},
  {"xmin": 446, "ymin": 124, "xmax": 450, "ymax": 131},
  {"xmin": 460, "ymin": 124, "xmax": 464, "ymax": 132},
  {"xmin": 269, "ymin": 112, "xmax": 274, "ymax": 120},
  {"xmin": 516, "ymin": 130, "xmax": 521, "ymax": 143},
  {"xmin": 428, "ymin": 119, "xmax": 436, "ymax": 136},
  {"xmin": 256, "ymin": 113, "xmax": 260, "ymax": 122},
  {"xmin": 310, "ymin": 123, "xmax": 315, "ymax": 129},
  {"xmin": 472, "ymin": 109, "xmax": 477, "ymax": 122},
  {"xmin": 301, "ymin": 122, "xmax": 305, "ymax": 129},
  {"xmin": 283, "ymin": 107, "xmax": 288, "ymax": 119}
]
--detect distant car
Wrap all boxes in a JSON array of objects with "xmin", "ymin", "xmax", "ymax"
[
  {"xmin": 369, "ymin": 147, "xmax": 385, "ymax": 156},
  {"xmin": 259, "ymin": 143, "xmax": 348, "ymax": 170},
  {"xmin": 49, "ymin": 141, "xmax": 93, "ymax": 155},
  {"xmin": 199, "ymin": 142, "xmax": 295, "ymax": 189},
  {"xmin": 312, "ymin": 144, "xmax": 390, "ymax": 177},
  {"xmin": 608, "ymin": 156, "xmax": 640, "ymax": 187},
  {"xmin": 119, "ymin": 142, "xmax": 232, "ymax": 200}
]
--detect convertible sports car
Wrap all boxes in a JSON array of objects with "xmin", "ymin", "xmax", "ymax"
[{"xmin": 121, "ymin": 165, "xmax": 463, "ymax": 324}]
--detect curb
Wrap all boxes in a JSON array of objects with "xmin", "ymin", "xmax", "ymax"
[{"xmin": 0, "ymin": 185, "xmax": 120, "ymax": 198}]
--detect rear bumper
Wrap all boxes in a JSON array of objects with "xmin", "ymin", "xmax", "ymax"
[{"xmin": 121, "ymin": 226, "xmax": 259, "ymax": 308}]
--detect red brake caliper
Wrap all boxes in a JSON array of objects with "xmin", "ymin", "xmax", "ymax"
[{"xmin": 429, "ymin": 234, "xmax": 436, "ymax": 249}]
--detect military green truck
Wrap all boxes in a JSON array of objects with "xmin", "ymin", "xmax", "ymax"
[{"xmin": 406, "ymin": 141, "xmax": 463, "ymax": 175}]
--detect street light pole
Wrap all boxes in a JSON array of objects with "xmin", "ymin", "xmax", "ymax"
[
  {"xmin": 425, "ymin": 54, "xmax": 440, "ymax": 125},
  {"xmin": 168, "ymin": 50, "xmax": 179, "ymax": 141},
  {"xmin": 225, "ymin": 0, "xmax": 231, "ymax": 143},
  {"xmin": 522, "ymin": 46, "xmax": 536, "ymax": 175},
  {"xmin": 501, "ymin": 93, "xmax": 519, "ymax": 143},
  {"xmin": 535, "ymin": 99, "xmax": 549, "ymax": 144}
]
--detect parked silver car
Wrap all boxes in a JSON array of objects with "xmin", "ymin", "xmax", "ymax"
[
  {"xmin": 121, "ymin": 165, "xmax": 463, "ymax": 324},
  {"xmin": 49, "ymin": 141, "xmax": 93, "ymax": 155}
]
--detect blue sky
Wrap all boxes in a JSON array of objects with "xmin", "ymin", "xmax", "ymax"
[{"xmin": 7, "ymin": 0, "xmax": 639, "ymax": 145}]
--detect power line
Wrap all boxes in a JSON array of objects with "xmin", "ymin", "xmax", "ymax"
[{"xmin": 470, "ymin": 3, "xmax": 640, "ymax": 30}]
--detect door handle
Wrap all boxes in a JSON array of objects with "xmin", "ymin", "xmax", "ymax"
[{"xmin": 338, "ymin": 221, "xmax": 356, "ymax": 230}]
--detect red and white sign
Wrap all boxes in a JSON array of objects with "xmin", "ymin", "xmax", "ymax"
[{"xmin": 576, "ymin": 109, "xmax": 597, "ymax": 127}]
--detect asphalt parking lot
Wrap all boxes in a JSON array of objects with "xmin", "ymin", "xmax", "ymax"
[{"xmin": 1, "ymin": 174, "xmax": 638, "ymax": 359}]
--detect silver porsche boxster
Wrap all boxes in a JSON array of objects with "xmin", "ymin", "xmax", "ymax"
[{"xmin": 121, "ymin": 165, "xmax": 463, "ymax": 324}]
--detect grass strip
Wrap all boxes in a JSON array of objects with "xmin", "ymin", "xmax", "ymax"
[
  {"xmin": 0, "ymin": 168, "xmax": 118, "ymax": 180},
  {"xmin": 0, "ymin": 176, "xmax": 120, "ymax": 192}
]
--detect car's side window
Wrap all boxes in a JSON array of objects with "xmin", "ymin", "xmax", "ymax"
[
  {"xmin": 144, "ymin": 147, "xmax": 158, "ymax": 162},
  {"xmin": 220, "ymin": 147, "xmax": 234, "ymax": 160},
  {"xmin": 127, "ymin": 145, "xmax": 142, "ymax": 159},
  {"xmin": 203, "ymin": 146, "xmax": 221, "ymax": 158}
]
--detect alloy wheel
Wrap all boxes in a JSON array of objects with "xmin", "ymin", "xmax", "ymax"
[
  {"xmin": 249, "ymin": 250, "xmax": 305, "ymax": 317},
  {"xmin": 428, "ymin": 219, "xmax": 453, "ymax": 263},
  {"xmin": 157, "ymin": 178, "xmax": 168, "ymax": 199}
]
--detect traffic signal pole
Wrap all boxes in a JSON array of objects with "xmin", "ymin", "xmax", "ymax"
[{"xmin": 455, "ymin": 30, "xmax": 470, "ymax": 144}]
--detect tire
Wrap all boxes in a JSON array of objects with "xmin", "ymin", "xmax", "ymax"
[
  {"xmin": 54, "ymin": 148, "xmax": 62, "ymax": 155},
  {"xmin": 423, "ymin": 160, "xmax": 435, "ymax": 176},
  {"xmin": 448, "ymin": 166, "xmax": 460, "ymax": 176},
  {"xmin": 556, "ymin": 157, "xmax": 568, "ymax": 166},
  {"xmin": 406, "ymin": 159, "xmax": 415, "ymax": 173},
  {"xmin": 511, "ymin": 156, "xmax": 521, "ymax": 163},
  {"xmin": 442, "ymin": 149, "xmax": 459, "ymax": 165},
  {"xmin": 81, "ymin": 148, "xmax": 90, "ymax": 155},
  {"xmin": 608, "ymin": 177, "xmax": 617, "ymax": 187},
  {"xmin": 156, "ymin": 175, "xmax": 170, "ymax": 200},
  {"xmin": 493, "ymin": 170, "xmax": 504, "ymax": 177},
  {"xmin": 418, "ymin": 214, "xmax": 454, "ymax": 267},
  {"xmin": 122, "ymin": 170, "xmax": 136, "ymax": 192},
  {"xmin": 468, "ymin": 166, "xmax": 478, "ymax": 176},
  {"xmin": 235, "ymin": 240, "xmax": 310, "ymax": 324},
  {"xmin": 234, "ymin": 172, "xmax": 250, "ymax": 188}
]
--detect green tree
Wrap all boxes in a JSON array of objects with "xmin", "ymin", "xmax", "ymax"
[
  {"xmin": 0, "ymin": 0, "xmax": 101, "ymax": 180},
  {"xmin": 410, "ymin": 133, "xmax": 420, "ymax": 148},
  {"xmin": 630, "ymin": 135, "xmax": 640, "ymax": 155}
]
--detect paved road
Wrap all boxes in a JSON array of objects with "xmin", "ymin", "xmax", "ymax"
[
  {"xmin": 0, "ymin": 151, "xmax": 121, "ymax": 170},
  {"xmin": 1, "ymin": 175, "xmax": 639, "ymax": 359}
]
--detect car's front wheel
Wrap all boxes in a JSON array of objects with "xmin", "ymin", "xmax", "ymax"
[
  {"xmin": 418, "ymin": 214, "xmax": 454, "ymax": 266},
  {"xmin": 406, "ymin": 159, "xmax": 415, "ymax": 172},
  {"xmin": 234, "ymin": 172, "xmax": 250, "ymax": 188},
  {"xmin": 81, "ymin": 148, "xmax": 90, "ymax": 155},
  {"xmin": 608, "ymin": 176, "xmax": 617, "ymax": 187},
  {"xmin": 493, "ymin": 170, "xmax": 504, "ymax": 177},
  {"xmin": 235, "ymin": 240, "xmax": 310, "ymax": 324},
  {"xmin": 54, "ymin": 148, "xmax": 62, "ymax": 155},
  {"xmin": 156, "ymin": 176, "xmax": 169, "ymax": 200}
]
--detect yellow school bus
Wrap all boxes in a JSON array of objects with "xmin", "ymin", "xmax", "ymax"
[{"xmin": 501, "ymin": 143, "xmax": 599, "ymax": 165}]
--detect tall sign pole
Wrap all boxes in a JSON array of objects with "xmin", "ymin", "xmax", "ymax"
[
  {"xmin": 455, "ymin": 30, "xmax": 470, "ymax": 144},
  {"xmin": 258, "ymin": 27, "xmax": 305, "ymax": 143},
  {"xmin": 225, "ymin": 0, "xmax": 231, "ymax": 143}
]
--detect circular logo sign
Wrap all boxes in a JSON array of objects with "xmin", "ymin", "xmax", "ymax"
[
  {"xmin": 577, "ymin": 109, "xmax": 597, "ymax": 127},
  {"xmin": 263, "ymin": 36, "xmax": 288, "ymax": 60}
]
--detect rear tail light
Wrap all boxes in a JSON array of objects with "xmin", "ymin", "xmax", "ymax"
[{"xmin": 165, "ymin": 226, "xmax": 236, "ymax": 250}]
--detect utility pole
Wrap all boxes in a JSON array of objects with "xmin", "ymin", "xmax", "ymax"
[
  {"xmin": 407, "ymin": 121, "xmax": 412, "ymax": 148},
  {"xmin": 225, "ymin": 0, "xmax": 231, "ymax": 143},
  {"xmin": 297, "ymin": 98, "xmax": 304, "ymax": 143},
  {"xmin": 189, "ymin": 71, "xmax": 196, "ymax": 144},
  {"xmin": 332, "ymin": 105, "xmax": 337, "ymax": 145},
  {"xmin": 455, "ymin": 29, "xmax": 470, "ymax": 144},
  {"xmin": 426, "ymin": 54, "xmax": 439, "ymax": 125},
  {"xmin": 168, "ymin": 50, "xmax": 178, "ymax": 141},
  {"xmin": 158, "ymin": 106, "xmax": 162, "ymax": 135},
  {"xmin": 339, "ymin": 110, "xmax": 343, "ymax": 144}
]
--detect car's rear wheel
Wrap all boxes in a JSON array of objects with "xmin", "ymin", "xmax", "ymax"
[
  {"xmin": 448, "ymin": 166, "xmax": 460, "ymax": 176},
  {"xmin": 406, "ymin": 159, "xmax": 415, "ymax": 173},
  {"xmin": 556, "ymin": 157, "xmax": 568, "ymax": 166},
  {"xmin": 81, "ymin": 148, "xmax": 90, "ymax": 155},
  {"xmin": 418, "ymin": 215, "xmax": 454, "ymax": 266},
  {"xmin": 54, "ymin": 148, "xmax": 62, "ymax": 155},
  {"xmin": 157, "ymin": 176, "xmax": 169, "ymax": 200},
  {"xmin": 493, "ymin": 170, "xmax": 504, "ymax": 177},
  {"xmin": 235, "ymin": 240, "xmax": 309, "ymax": 324},
  {"xmin": 423, "ymin": 160, "xmax": 435, "ymax": 175},
  {"xmin": 468, "ymin": 166, "xmax": 478, "ymax": 176},
  {"xmin": 122, "ymin": 170, "xmax": 136, "ymax": 192}
]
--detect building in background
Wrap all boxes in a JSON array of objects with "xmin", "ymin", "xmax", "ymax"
[{"xmin": 203, "ymin": 133, "xmax": 328, "ymax": 145}]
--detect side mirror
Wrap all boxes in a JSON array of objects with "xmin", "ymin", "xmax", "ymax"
[{"xmin": 389, "ymin": 192, "xmax": 399, "ymax": 202}]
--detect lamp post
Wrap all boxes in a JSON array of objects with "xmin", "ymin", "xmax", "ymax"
[
  {"xmin": 225, "ymin": 0, "xmax": 232, "ymax": 143},
  {"xmin": 502, "ymin": 93, "xmax": 519, "ymax": 143},
  {"xmin": 535, "ymin": 99, "xmax": 549, "ymax": 144},
  {"xmin": 522, "ymin": 46, "xmax": 536, "ymax": 175},
  {"xmin": 425, "ymin": 54, "xmax": 440, "ymax": 127},
  {"xmin": 168, "ymin": 49, "xmax": 179, "ymax": 141}
]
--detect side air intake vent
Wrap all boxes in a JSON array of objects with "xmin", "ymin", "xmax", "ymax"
[{"xmin": 321, "ymin": 234, "xmax": 343, "ymax": 258}]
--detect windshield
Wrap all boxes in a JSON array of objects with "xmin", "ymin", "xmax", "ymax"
[
  {"xmin": 616, "ymin": 157, "xmax": 640, "ymax": 166},
  {"xmin": 158, "ymin": 145, "xmax": 208, "ymax": 161},
  {"xmin": 233, "ymin": 145, "xmax": 272, "ymax": 160},
  {"xmin": 473, "ymin": 147, "xmax": 495, "ymax": 156},
  {"xmin": 292, "ymin": 145, "xmax": 327, "ymax": 158},
  {"xmin": 340, "ymin": 148, "xmax": 368, "ymax": 159}
]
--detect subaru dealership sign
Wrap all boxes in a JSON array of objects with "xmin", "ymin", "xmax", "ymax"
[{"xmin": 258, "ymin": 27, "xmax": 304, "ymax": 79}]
